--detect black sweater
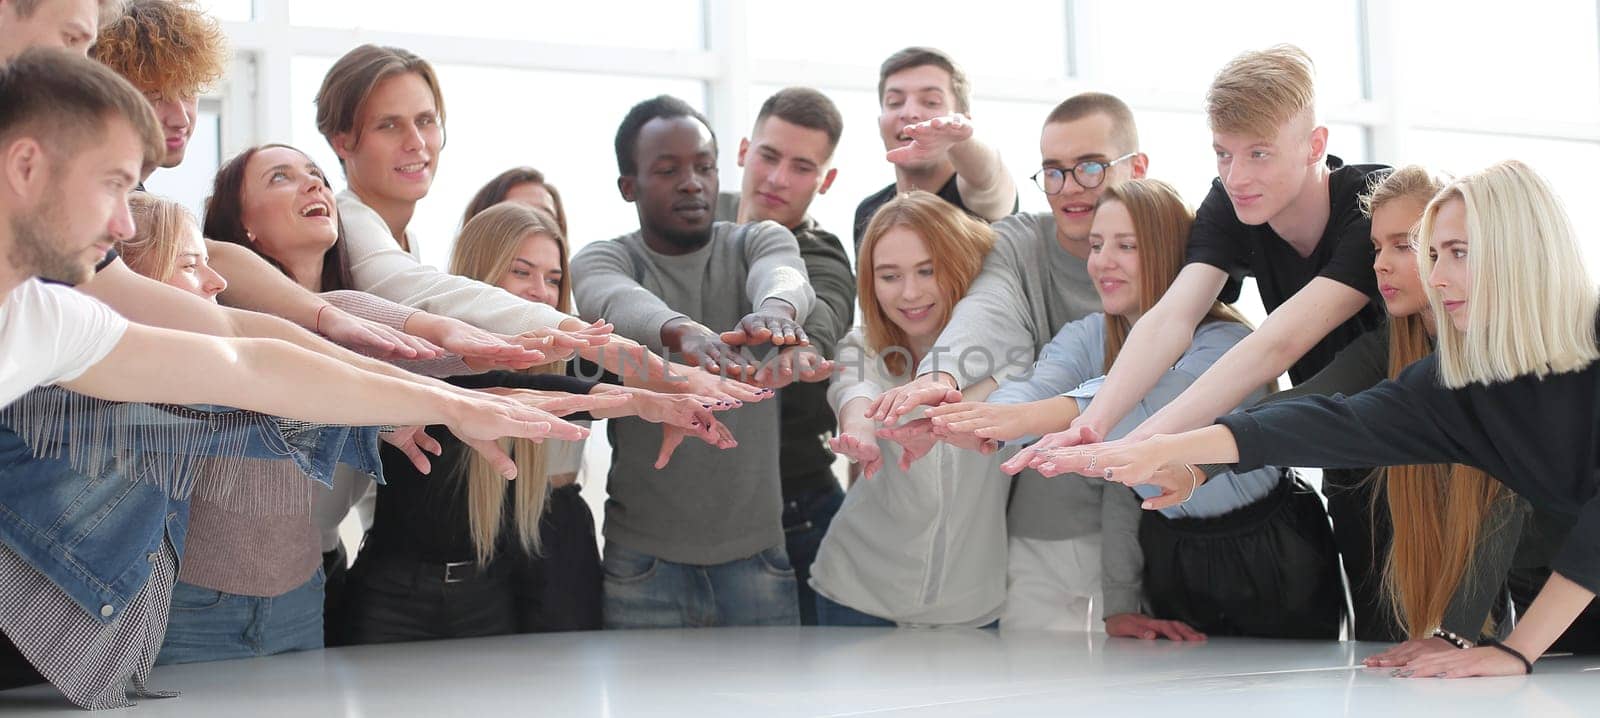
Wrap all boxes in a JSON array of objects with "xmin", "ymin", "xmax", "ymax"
[
  {"xmin": 1261, "ymin": 326, "xmax": 1539, "ymax": 637},
  {"xmin": 1219, "ymin": 351, "xmax": 1600, "ymax": 595},
  {"xmin": 369, "ymin": 371, "xmax": 598, "ymax": 563}
]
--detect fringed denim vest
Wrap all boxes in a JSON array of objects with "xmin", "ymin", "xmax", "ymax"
[{"xmin": 0, "ymin": 386, "xmax": 382, "ymax": 624}]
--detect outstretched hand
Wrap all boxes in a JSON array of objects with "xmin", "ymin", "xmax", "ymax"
[
  {"xmin": 1001, "ymin": 425, "xmax": 1101, "ymax": 475},
  {"xmin": 719, "ymin": 304, "xmax": 809, "ymax": 348},
  {"xmin": 876, "ymin": 418, "xmax": 941, "ymax": 470},
  {"xmin": 319, "ymin": 308, "xmax": 444, "ymax": 360},
  {"xmin": 516, "ymin": 320, "xmax": 614, "ymax": 364},
  {"xmin": 829, "ymin": 430, "xmax": 883, "ymax": 480},
  {"xmin": 927, "ymin": 401, "xmax": 1039, "ymax": 442},
  {"xmin": 886, "ymin": 114, "xmax": 974, "ymax": 166},
  {"xmin": 654, "ymin": 416, "xmax": 737, "ymax": 469},
  {"xmin": 748, "ymin": 346, "xmax": 835, "ymax": 389},
  {"xmin": 380, "ymin": 425, "xmax": 443, "ymax": 474},
  {"xmin": 865, "ymin": 373, "xmax": 961, "ymax": 424}
]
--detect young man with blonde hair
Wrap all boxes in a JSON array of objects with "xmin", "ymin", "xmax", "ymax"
[
  {"xmin": 852, "ymin": 46, "xmax": 1017, "ymax": 248},
  {"xmin": 1015, "ymin": 44, "xmax": 1394, "ymax": 640}
]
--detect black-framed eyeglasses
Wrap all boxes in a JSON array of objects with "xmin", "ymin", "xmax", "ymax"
[{"xmin": 1030, "ymin": 152, "xmax": 1138, "ymax": 194}]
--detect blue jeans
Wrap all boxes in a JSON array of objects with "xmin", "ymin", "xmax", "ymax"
[
  {"xmin": 783, "ymin": 483, "xmax": 845, "ymax": 626},
  {"xmin": 814, "ymin": 592, "xmax": 896, "ymax": 627},
  {"xmin": 156, "ymin": 569, "xmax": 325, "ymax": 665},
  {"xmin": 602, "ymin": 543, "xmax": 799, "ymax": 629}
]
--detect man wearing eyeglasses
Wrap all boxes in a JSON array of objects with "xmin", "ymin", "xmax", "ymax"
[
  {"xmin": 858, "ymin": 92, "xmax": 1170, "ymax": 633},
  {"xmin": 867, "ymin": 93, "xmax": 1145, "ymax": 420},
  {"xmin": 851, "ymin": 46, "xmax": 1018, "ymax": 249}
]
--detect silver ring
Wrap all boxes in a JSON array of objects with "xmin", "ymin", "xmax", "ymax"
[
  {"xmin": 1085, "ymin": 455, "xmax": 1098, "ymax": 471},
  {"xmin": 1103, "ymin": 468, "xmax": 1114, "ymax": 480}
]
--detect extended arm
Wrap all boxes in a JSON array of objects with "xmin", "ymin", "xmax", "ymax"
[
  {"xmin": 1070, "ymin": 263, "xmax": 1228, "ymax": 438},
  {"xmin": 1124, "ymin": 277, "xmax": 1373, "ymax": 439},
  {"xmin": 60, "ymin": 323, "xmax": 583, "ymax": 467}
]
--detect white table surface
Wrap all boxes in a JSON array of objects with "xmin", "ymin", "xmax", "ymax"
[{"xmin": 3, "ymin": 627, "xmax": 1596, "ymax": 716}]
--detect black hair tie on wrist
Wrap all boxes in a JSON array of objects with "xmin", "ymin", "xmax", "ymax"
[{"xmin": 1479, "ymin": 637, "xmax": 1533, "ymax": 674}]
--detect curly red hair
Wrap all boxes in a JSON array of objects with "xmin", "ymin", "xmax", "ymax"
[{"xmin": 90, "ymin": 0, "xmax": 226, "ymax": 99}]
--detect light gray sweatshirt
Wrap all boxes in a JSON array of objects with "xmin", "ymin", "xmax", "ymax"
[
  {"xmin": 913, "ymin": 212, "xmax": 1101, "ymax": 387},
  {"xmin": 571, "ymin": 221, "xmax": 814, "ymax": 565}
]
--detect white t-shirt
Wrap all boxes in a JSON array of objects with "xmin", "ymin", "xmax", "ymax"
[{"xmin": 0, "ymin": 279, "xmax": 129, "ymax": 406}]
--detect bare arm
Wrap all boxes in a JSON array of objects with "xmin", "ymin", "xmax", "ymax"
[
  {"xmin": 1071, "ymin": 263, "xmax": 1229, "ymax": 439},
  {"xmin": 207, "ymin": 240, "xmax": 324, "ymax": 327},
  {"xmin": 81, "ymin": 256, "xmax": 434, "ymax": 360},
  {"xmin": 59, "ymin": 324, "xmax": 583, "ymax": 458},
  {"xmin": 1125, "ymin": 276, "xmax": 1372, "ymax": 440},
  {"xmin": 888, "ymin": 115, "xmax": 1015, "ymax": 222}
]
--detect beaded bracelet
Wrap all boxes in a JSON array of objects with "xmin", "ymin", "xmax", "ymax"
[
  {"xmin": 1430, "ymin": 628, "xmax": 1471, "ymax": 650},
  {"xmin": 1478, "ymin": 637, "xmax": 1533, "ymax": 674}
]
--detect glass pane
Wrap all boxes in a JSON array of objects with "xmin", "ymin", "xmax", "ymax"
[
  {"xmin": 288, "ymin": 0, "xmax": 703, "ymax": 51},
  {"xmin": 747, "ymin": 1, "xmax": 1069, "ymax": 82},
  {"xmin": 197, "ymin": 0, "xmax": 251, "ymax": 22},
  {"xmin": 1394, "ymin": 0, "xmax": 1600, "ymax": 123},
  {"xmin": 289, "ymin": 57, "xmax": 706, "ymax": 269},
  {"xmin": 1084, "ymin": 0, "xmax": 1365, "ymax": 106},
  {"xmin": 142, "ymin": 104, "xmax": 222, "ymax": 220},
  {"xmin": 1401, "ymin": 129, "xmax": 1600, "ymax": 278}
]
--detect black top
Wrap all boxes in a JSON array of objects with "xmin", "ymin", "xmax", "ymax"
[
  {"xmin": 852, "ymin": 173, "xmax": 1019, "ymax": 251},
  {"xmin": 1219, "ymin": 340, "xmax": 1600, "ymax": 596},
  {"xmin": 370, "ymin": 371, "xmax": 598, "ymax": 563},
  {"xmin": 1260, "ymin": 325, "xmax": 1539, "ymax": 638},
  {"xmin": 1185, "ymin": 156, "xmax": 1389, "ymax": 383},
  {"xmin": 779, "ymin": 218, "xmax": 855, "ymax": 494}
]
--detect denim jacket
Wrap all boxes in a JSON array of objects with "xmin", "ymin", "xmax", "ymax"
[{"xmin": 0, "ymin": 411, "xmax": 381, "ymax": 625}]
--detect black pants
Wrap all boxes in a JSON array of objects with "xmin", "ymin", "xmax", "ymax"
[
  {"xmin": 1140, "ymin": 473, "xmax": 1344, "ymax": 639},
  {"xmin": 1323, "ymin": 468, "xmax": 1404, "ymax": 642},
  {"xmin": 516, "ymin": 484, "xmax": 602, "ymax": 632},
  {"xmin": 782, "ymin": 479, "xmax": 845, "ymax": 626},
  {"xmin": 342, "ymin": 549, "xmax": 520, "ymax": 645},
  {"xmin": 320, "ymin": 543, "xmax": 351, "ymax": 646},
  {"xmin": 342, "ymin": 485, "xmax": 601, "ymax": 644}
]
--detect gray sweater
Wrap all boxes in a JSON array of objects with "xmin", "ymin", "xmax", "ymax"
[
  {"xmin": 571, "ymin": 221, "xmax": 814, "ymax": 565},
  {"xmin": 914, "ymin": 212, "xmax": 1101, "ymax": 387}
]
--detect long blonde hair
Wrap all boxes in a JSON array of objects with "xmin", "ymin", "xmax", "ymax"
[
  {"xmin": 856, "ymin": 191, "xmax": 994, "ymax": 376},
  {"xmin": 119, "ymin": 191, "xmax": 196, "ymax": 282},
  {"xmin": 1097, "ymin": 179, "xmax": 1252, "ymax": 371},
  {"xmin": 445, "ymin": 203, "xmax": 574, "ymax": 563},
  {"xmin": 1367, "ymin": 166, "xmax": 1511, "ymax": 638},
  {"xmin": 1417, "ymin": 159, "xmax": 1599, "ymax": 388}
]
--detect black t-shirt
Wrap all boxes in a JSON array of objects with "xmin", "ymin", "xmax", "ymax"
[
  {"xmin": 1184, "ymin": 156, "xmax": 1388, "ymax": 384},
  {"xmin": 369, "ymin": 370, "xmax": 599, "ymax": 564},
  {"xmin": 779, "ymin": 218, "xmax": 854, "ymax": 494},
  {"xmin": 852, "ymin": 173, "xmax": 1018, "ymax": 251}
]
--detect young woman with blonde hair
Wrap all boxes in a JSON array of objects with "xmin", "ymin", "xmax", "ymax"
[
  {"xmin": 811, "ymin": 190, "xmax": 1009, "ymax": 626},
  {"xmin": 927, "ymin": 179, "xmax": 1338, "ymax": 638},
  {"xmin": 342, "ymin": 202, "xmax": 736, "ymax": 640},
  {"xmin": 1042, "ymin": 160, "xmax": 1600, "ymax": 677}
]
